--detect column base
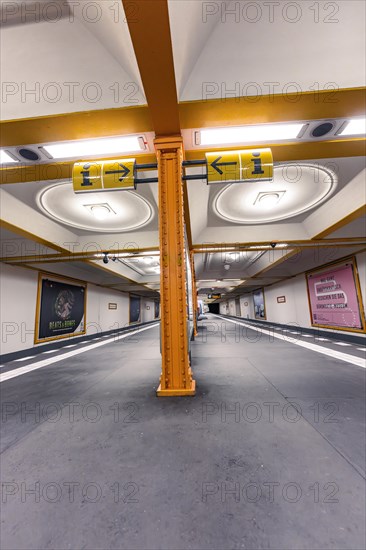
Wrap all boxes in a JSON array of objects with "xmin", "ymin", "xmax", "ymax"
[{"xmin": 156, "ymin": 380, "xmax": 196, "ymax": 397}]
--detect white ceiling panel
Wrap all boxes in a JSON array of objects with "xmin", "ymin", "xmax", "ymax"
[
  {"xmin": 0, "ymin": 0, "xmax": 146, "ymax": 120},
  {"xmin": 169, "ymin": 0, "xmax": 366, "ymax": 101}
]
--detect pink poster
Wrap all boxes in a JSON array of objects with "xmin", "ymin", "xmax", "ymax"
[{"xmin": 307, "ymin": 262, "xmax": 363, "ymax": 330}]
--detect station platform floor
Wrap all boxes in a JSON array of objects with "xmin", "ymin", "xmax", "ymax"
[{"xmin": 1, "ymin": 315, "xmax": 365, "ymax": 550}]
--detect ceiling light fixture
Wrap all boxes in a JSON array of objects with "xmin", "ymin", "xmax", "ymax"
[
  {"xmin": 43, "ymin": 135, "xmax": 143, "ymax": 159},
  {"xmin": 258, "ymin": 193, "xmax": 280, "ymax": 207},
  {"xmin": 338, "ymin": 117, "xmax": 366, "ymax": 136},
  {"xmin": 0, "ymin": 150, "xmax": 18, "ymax": 164},
  {"xmin": 254, "ymin": 191, "xmax": 286, "ymax": 208},
  {"xmin": 84, "ymin": 203, "xmax": 116, "ymax": 220},
  {"xmin": 223, "ymin": 253, "xmax": 238, "ymax": 264},
  {"xmin": 199, "ymin": 123, "xmax": 304, "ymax": 146},
  {"xmin": 90, "ymin": 206, "xmax": 112, "ymax": 220}
]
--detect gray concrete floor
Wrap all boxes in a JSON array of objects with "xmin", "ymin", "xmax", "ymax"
[{"xmin": 0, "ymin": 315, "xmax": 365, "ymax": 549}]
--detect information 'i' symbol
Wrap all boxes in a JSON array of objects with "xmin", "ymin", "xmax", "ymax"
[{"xmin": 251, "ymin": 152, "xmax": 264, "ymax": 175}]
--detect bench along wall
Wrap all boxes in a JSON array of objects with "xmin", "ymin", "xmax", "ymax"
[{"xmin": 0, "ymin": 263, "xmax": 157, "ymax": 356}]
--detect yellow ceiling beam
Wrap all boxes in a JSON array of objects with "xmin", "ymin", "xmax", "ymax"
[
  {"xmin": 180, "ymin": 87, "xmax": 366, "ymax": 128},
  {"xmin": 0, "ymin": 220, "xmax": 158, "ymax": 292},
  {"xmin": 186, "ymin": 138, "xmax": 366, "ymax": 162},
  {"xmin": 1, "ymin": 88, "xmax": 364, "ymax": 148},
  {"xmin": 191, "ymin": 237, "xmax": 366, "ymax": 252},
  {"xmin": 0, "ymin": 247, "xmax": 160, "ymax": 264},
  {"xmin": 2, "ymin": 239, "xmax": 365, "ymax": 264},
  {"xmin": 0, "ymin": 219, "xmax": 66, "ymax": 253},
  {"xmin": 313, "ymin": 205, "xmax": 366, "ymax": 239},
  {"xmin": 122, "ymin": 0, "xmax": 180, "ymax": 137},
  {"xmin": 0, "ymin": 106, "xmax": 152, "ymax": 148}
]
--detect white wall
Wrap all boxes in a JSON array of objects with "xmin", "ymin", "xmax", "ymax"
[
  {"xmin": 141, "ymin": 299, "xmax": 157, "ymax": 323},
  {"xmin": 228, "ymin": 299, "xmax": 236, "ymax": 316},
  {"xmin": 219, "ymin": 252, "xmax": 366, "ymax": 336},
  {"xmin": 0, "ymin": 264, "xmax": 158, "ymax": 356},
  {"xmin": 240, "ymin": 296, "xmax": 254, "ymax": 319}
]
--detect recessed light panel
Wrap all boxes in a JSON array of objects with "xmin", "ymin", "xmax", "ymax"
[
  {"xmin": 43, "ymin": 135, "xmax": 144, "ymax": 159},
  {"xmin": 0, "ymin": 150, "xmax": 18, "ymax": 164},
  {"xmin": 254, "ymin": 191, "xmax": 286, "ymax": 207},
  {"xmin": 339, "ymin": 117, "xmax": 366, "ymax": 136},
  {"xmin": 84, "ymin": 203, "xmax": 116, "ymax": 220},
  {"xmin": 199, "ymin": 123, "xmax": 304, "ymax": 146}
]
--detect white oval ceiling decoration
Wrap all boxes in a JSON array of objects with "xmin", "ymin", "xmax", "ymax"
[
  {"xmin": 213, "ymin": 163, "xmax": 338, "ymax": 224},
  {"xmin": 38, "ymin": 182, "xmax": 153, "ymax": 232}
]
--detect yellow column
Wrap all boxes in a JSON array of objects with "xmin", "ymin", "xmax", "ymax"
[
  {"xmin": 155, "ymin": 136, "xmax": 196, "ymax": 397},
  {"xmin": 190, "ymin": 251, "xmax": 198, "ymax": 338}
]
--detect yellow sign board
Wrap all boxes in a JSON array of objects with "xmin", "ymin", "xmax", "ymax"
[
  {"xmin": 73, "ymin": 159, "xmax": 136, "ymax": 193},
  {"xmin": 206, "ymin": 148, "xmax": 273, "ymax": 184}
]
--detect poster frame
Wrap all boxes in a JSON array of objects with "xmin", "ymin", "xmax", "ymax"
[
  {"xmin": 129, "ymin": 294, "xmax": 141, "ymax": 325},
  {"xmin": 253, "ymin": 287, "xmax": 267, "ymax": 320},
  {"xmin": 305, "ymin": 256, "xmax": 366, "ymax": 333},
  {"xmin": 34, "ymin": 272, "xmax": 87, "ymax": 344}
]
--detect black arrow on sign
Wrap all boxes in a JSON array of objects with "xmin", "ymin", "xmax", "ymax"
[
  {"xmin": 210, "ymin": 156, "xmax": 237, "ymax": 175},
  {"xmin": 105, "ymin": 163, "xmax": 130, "ymax": 182}
]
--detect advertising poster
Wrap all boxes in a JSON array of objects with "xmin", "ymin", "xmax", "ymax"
[
  {"xmin": 306, "ymin": 260, "xmax": 365, "ymax": 331},
  {"xmin": 129, "ymin": 295, "xmax": 141, "ymax": 324},
  {"xmin": 35, "ymin": 275, "xmax": 86, "ymax": 343},
  {"xmin": 253, "ymin": 288, "xmax": 266, "ymax": 319}
]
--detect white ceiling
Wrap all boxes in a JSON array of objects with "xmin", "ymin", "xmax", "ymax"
[
  {"xmin": 0, "ymin": 0, "xmax": 146, "ymax": 120},
  {"xmin": 169, "ymin": 0, "xmax": 366, "ymax": 101},
  {"xmin": 1, "ymin": 1, "xmax": 365, "ymax": 300},
  {"xmin": 2, "ymin": 0, "xmax": 365, "ymax": 120}
]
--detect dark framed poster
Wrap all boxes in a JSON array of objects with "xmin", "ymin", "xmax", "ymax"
[
  {"xmin": 253, "ymin": 288, "xmax": 266, "ymax": 319},
  {"xmin": 129, "ymin": 295, "xmax": 141, "ymax": 324},
  {"xmin": 154, "ymin": 301, "xmax": 160, "ymax": 319},
  {"xmin": 35, "ymin": 274, "xmax": 87, "ymax": 343},
  {"xmin": 306, "ymin": 258, "xmax": 365, "ymax": 333}
]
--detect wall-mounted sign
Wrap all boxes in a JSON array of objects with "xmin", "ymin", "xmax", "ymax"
[
  {"xmin": 35, "ymin": 274, "xmax": 86, "ymax": 343},
  {"xmin": 108, "ymin": 303, "xmax": 117, "ymax": 310},
  {"xmin": 277, "ymin": 296, "xmax": 286, "ymax": 303},
  {"xmin": 306, "ymin": 259, "xmax": 365, "ymax": 332},
  {"xmin": 73, "ymin": 159, "xmax": 136, "ymax": 193},
  {"xmin": 208, "ymin": 293, "xmax": 221, "ymax": 300},
  {"xmin": 205, "ymin": 148, "xmax": 273, "ymax": 185},
  {"xmin": 253, "ymin": 288, "xmax": 266, "ymax": 319}
]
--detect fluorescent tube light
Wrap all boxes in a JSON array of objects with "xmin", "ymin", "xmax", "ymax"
[
  {"xmin": 0, "ymin": 150, "xmax": 18, "ymax": 164},
  {"xmin": 43, "ymin": 135, "xmax": 143, "ymax": 159},
  {"xmin": 339, "ymin": 118, "xmax": 366, "ymax": 136},
  {"xmin": 200, "ymin": 123, "xmax": 304, "ymax": 145}
]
